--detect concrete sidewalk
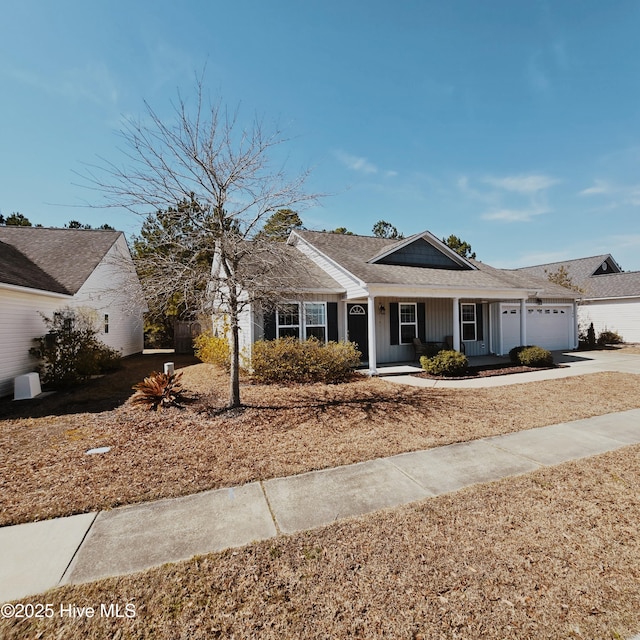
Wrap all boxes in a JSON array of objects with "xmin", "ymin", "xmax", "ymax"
[{"xmin": 2, "ymin": 407, "xmax": 639, "ymax": 604}]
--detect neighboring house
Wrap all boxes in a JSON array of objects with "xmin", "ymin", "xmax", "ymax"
[
  {"xmin": 228, "ymin": 230, "xmax": 579, "ymax": 375},
  {"xmin": 0, "ymin": 227, "xmax": 146, "ymax": 397},
  {"xmin": 517, "ymin": 254, "xmax": 640, "ymax": 343}
]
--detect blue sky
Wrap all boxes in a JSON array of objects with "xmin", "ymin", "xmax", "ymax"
[{"xmin": 2, "ymin": 1, "xmax": 640, "ymax": 270}]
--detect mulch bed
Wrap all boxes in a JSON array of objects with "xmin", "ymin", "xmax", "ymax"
[{"xmin": 415, "ymin": 363, "xmax": 563, "ymax": 380}]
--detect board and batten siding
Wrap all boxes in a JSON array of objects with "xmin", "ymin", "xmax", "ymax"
[
  {"xmin": 579, "ymin": 299, "xmax": 640, "ymax": 344},
  {"xmin": 0, "ymin": 288, "xmax": 67, "ymax": 397},
  {"xmin": 369, "ymin": 298, "xmax": 489, "ymax": 363}
]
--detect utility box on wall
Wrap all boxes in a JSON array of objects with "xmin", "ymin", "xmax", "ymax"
[{"xmin": 14, "ymin": 373, "xmax": 41, "ymax": 400}]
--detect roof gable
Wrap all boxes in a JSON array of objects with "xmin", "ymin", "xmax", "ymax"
[
  {"xmin": 592, "ymin": 256, "xmax": 621, "ymax": 276},
  {"xmin": 0, "ymin": 227, "xmax": 122, "ymax": 294},
  {"xmin": 368, "ymin": 231, "xmax": 475, "ymax": 270}
]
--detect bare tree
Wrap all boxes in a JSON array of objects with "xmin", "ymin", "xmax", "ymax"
[{"xmin": 83, "ymin": 81, "xmax": 319, "ymax": 408}]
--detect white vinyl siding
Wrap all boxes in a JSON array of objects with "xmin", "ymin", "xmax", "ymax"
[
  {"xmin": 579, "ymin": 299, "xmax": 640, "ymax": 344},
  {"xmin": 0, "ymin": 288, "xmax": 68, "ymax": 397}
]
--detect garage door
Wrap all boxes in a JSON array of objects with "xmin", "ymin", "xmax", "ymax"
[
  {"xmin": 500, "ymin": 305, "xmax": 573, "ymax": 353},
  {"xmin": 526, "ymin": 306, "xmax": 573, "ymax": 351}
]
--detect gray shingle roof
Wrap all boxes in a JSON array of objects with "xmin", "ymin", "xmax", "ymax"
[
  {"xmin": 0, "ymin": 227, "xmax": 122, "ymax": 294},
  {"xmin": 516, "ymin": 255, "xmax": 615, "ymax": 286},
  {"xmin": 295, "ymin": 230, "xmax": 578, "ymax": 297},
  {"xmin": 582, "ymin": 272, "xmax": 640, "ymax": 299},
  {"xmin": 517, "ymin": 254, "xmax": 640, "ymax": 299}
]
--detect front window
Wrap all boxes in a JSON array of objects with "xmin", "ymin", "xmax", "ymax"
[
  {"xmin": 276, "ymin": 302, "xmax": 328, "ymax": 342},
  {"xmin": 277, "ymin": 303, "xmax": 300, "ymax": 338},
  {"xmin": 461, "ymin": 303, "xmax": 476, "ymax": 341},
  {"xmin": 399, "ymin": 303, "xmax": 417, "ymax": 344},
  {"xmin": 304, "ymin": 302, "xmax": 326, "ymax": 341}
]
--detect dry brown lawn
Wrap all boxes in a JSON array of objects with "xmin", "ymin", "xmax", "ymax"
[
  {"xmin": 2, "ymin": 446, "xmax": 639, "ymax": 639},
  {"xmin": 1, "ymin": 354, "xmax": 640, "ymax": 527}
]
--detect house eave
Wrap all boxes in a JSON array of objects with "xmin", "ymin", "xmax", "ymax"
[
  {"xmin": 361, "ymin": 283, "xmax": 536, "ymax": 299},
  {"xmin": 581, "ymin": 295, "xmax": 640, "ymax": 302},
  {"xmin": 0, "ymin": 281, "xmax": 73, "ymax": 298}
]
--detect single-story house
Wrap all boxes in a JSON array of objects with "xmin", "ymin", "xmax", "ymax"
[
  {"xmin": 230, "ymin": 230, "xmax": 580, "ymax": 374},
  {"xmin": 0, "ymin": 226, "xmax": 146, "ymax": 396},
  {"xmin": 517, "ymin": 254, "xmax": 640, "ymax": 343}
]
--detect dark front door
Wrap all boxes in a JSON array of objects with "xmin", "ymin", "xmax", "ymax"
[{"xmin": 347, "ymin": 303, "xmax": 368, "ymax": 361}]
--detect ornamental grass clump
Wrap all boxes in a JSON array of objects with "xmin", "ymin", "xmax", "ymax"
[
  {"xmin": 251, "ymin": 337, "xmax": 361, "ymax": 384},
  {"xmin": 420, "ymin": 350, "xmax": 468, "ymax": 377},
  {"xmin": 131, "ymin": 371, "xmax": 185, "ymax": 411}
]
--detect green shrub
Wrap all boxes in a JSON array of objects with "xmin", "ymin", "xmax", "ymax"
[
  {"xmin": 131, "ymin": 371, "xmax": 185, "ymax": 411},
  {"xmin": 587, "ymin": 322, "xmax": 597, "ymax": 348},
  {"xmin": 508, "ymin": 345, "xmax": 534, "ymax": 364},
  {"xmin": 597, "ymin": 329, "xmax": 623, "ymax": 346},
  {"xmin": 29, "ymin": 307, "xmax": 122, "ymax": 388},
  {"xmin": 251, "ymin": 337, "xmax": 361, "ymax": 384},
  {"xmin": 193, "ymin": 331, "xmax": 231, "ymax": 369},
  {"xmin": 420, "ymin": 350, "xmax": 468, "ymax": 377},
  {"xmin": 515, "ymin": 345, "xmax": 553, "ymax": 367}
]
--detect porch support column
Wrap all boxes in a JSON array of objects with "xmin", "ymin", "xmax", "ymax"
[
  {"xmin": 367, "ymin": 294, "xmax": 377, "ymax": 375},
  {"xmin": 452, "ymin": 297, "xmax": 461, "ymax": 352},
  {"xmin": 520, "ymin": 298, "xmax": 527, "ymax": 346}
]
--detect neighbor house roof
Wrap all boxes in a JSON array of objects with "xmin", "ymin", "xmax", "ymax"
[
  {"xmin": 292, "ymin": 230, "xmax": 578, "ymax": 298},
  {"xmin": 516, "ymin": 254, "xmax": 620, "ymax": 287},
  {"xmin": 581, "ymin": 271, "xmax": 640, "ymax": 299},
  {"xmin": 0, "ymin": 226, "xmax": 122, "ymax": 295}
]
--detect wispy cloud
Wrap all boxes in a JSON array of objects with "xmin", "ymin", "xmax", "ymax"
[
  {"xmin": 335, "ymin": 150, "xmax": 378, "ymax": 174},
  {"xmin": 3, "ymin": 60, "xmax": 119, "ymax": 106},
  {"xmin": 579, "ymin": 179, "xmax": 612, "ymax": 196},
  {"xmin": 482, "ymin": 173, "xmax": 560, "ymax": 193},
  {"xmin": 459, "ymin": 172, "xmax": 558, "ymax": 223},
  {"xmin": 481, "ymin": 207, "xmax": 549, "ymax": 223},
  {"xmin": 579, "ymin": 179, "xmax": 640, "ymax": 206}
]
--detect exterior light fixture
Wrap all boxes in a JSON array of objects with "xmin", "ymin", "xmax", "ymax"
[{"xmin": 378, "ymin": 304, "xmax": 386, "ymax": 315}]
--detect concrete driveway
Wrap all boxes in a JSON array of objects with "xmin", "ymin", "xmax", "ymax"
[{"xmin": 382, "ymin": 348, "xmax": 640, "ymax": 388}]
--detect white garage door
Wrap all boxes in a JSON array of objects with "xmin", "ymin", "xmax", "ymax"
[
  {"xmin": 500, "ymin": 305, "xmax": 573, "ymax": 353},
  {"xmin": 527, "ymin": 306, "xmax": 573, "ymax": 351}
]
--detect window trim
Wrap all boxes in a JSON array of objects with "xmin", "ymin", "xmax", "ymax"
[
  {"xmin": 303, "ymin": 301, "xmax": 327, "ymax": 342},
  {"xmin": 399, "ymin": 302, "xmax": 418, "ymax": 345},
  {"xmin": 461, "ymin": 303, "xmax": 476, "ymax": 342},
  {"xmin": 276, "ymin": 301, "xmax": 328, "ymax": 342},
  {"xmin": 276, "ymin": 302, "xmax": 301, "ymax": 339}
]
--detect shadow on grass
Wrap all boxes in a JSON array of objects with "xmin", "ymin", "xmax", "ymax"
[
  {"xmin": 201, "ymin": 381, "xmax": 440, "ymax": 423},
  {"xmin": 0, "ymin": 353, "xmax": 200, "ymax": 419}
]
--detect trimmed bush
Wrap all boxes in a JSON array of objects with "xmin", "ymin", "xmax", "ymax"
[
  {"xmin": 194, "ymin": 331, "xmax": 231, "ymax": 369},
  {"xmin": 420, "ymin": 350, "xmax": 468, "ymax": 377},
  {"xmin": 597, "ymin": 329, "xmax": 623, "ymax": 346},
  {"xmin": 508, "ymin": 345, "xmax": 534, "ymax": 364},
  {"xmin": 251, "ymin": 337, "xmax": 361, "ymax": 384},
  {"xmin": 515, "ymin": 345, "xmax": 553, "ymax": 367}
]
